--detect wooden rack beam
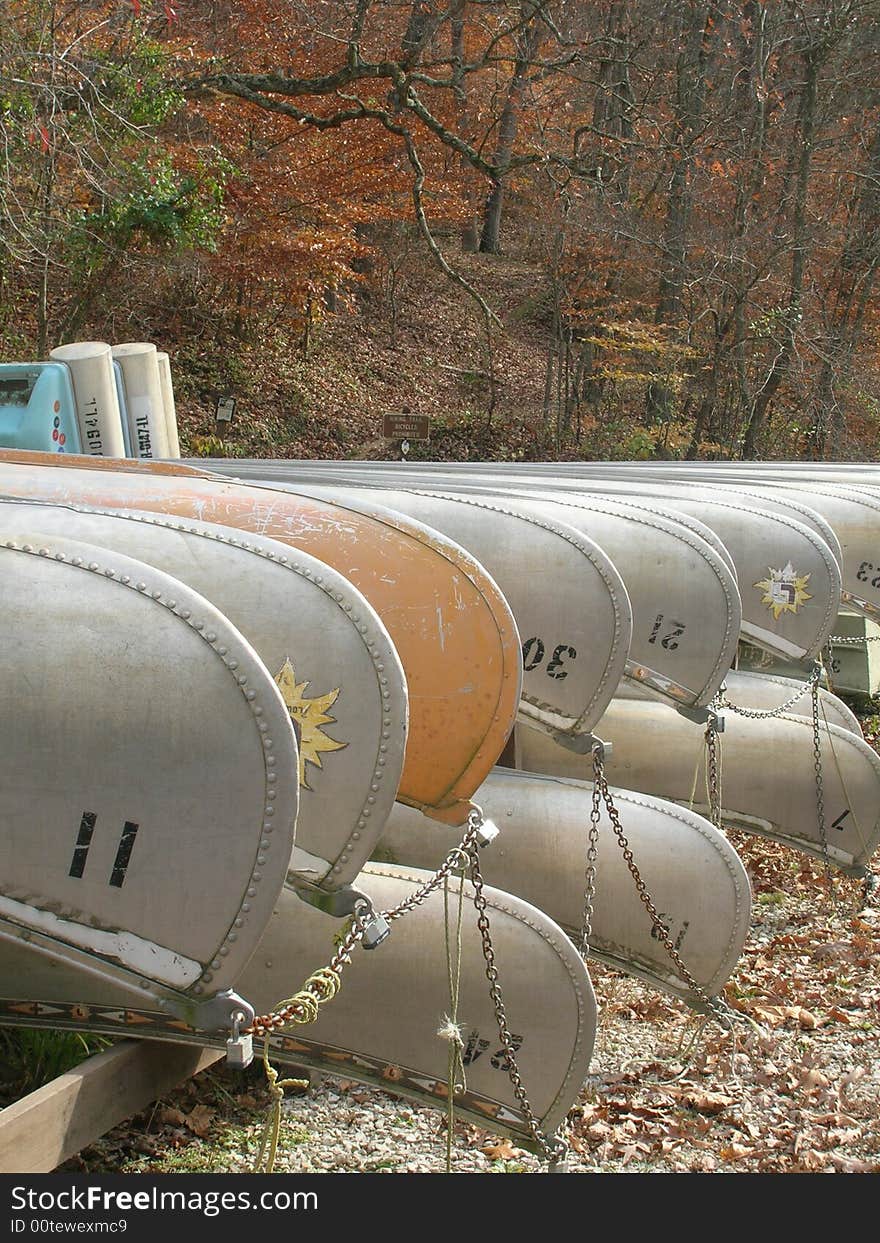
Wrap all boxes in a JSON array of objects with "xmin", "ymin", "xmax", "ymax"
[{"xmin": 0, "ymin": 1040, "xmax": 223, "ymax": 1173}]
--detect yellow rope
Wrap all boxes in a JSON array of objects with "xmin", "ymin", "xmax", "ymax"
[
  {"xmin": 439, "ymin": 866, "xmax": 467, "ymax": 1172},
  {"xmin": 251, "ymin": 965, "xmax": 343, "ymax": 1173}
]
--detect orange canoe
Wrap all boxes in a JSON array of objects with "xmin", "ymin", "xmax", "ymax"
[{"xmin": 0, "ymin": 450, "xmax": 521, "ymax": 825}]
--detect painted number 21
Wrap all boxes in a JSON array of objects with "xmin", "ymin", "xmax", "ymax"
[{"xmin": 648, "ymin": 613, "xmax": 687, "ymax": 650}]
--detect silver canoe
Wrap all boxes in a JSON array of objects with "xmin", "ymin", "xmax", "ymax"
[
  {"xmin": 251, "ymin": 481, "xmax": 634, "ymax": 745},
  {"xmin": 0, "ymin": 532, "xmax": 299, "ymax": 1033},
  {"xmin": 426, "ymin": 462, "xmax": 845, "ymax": 571},
  {"xmin": 0, "ymin": 453, "xmax": 522, "ymax": 828},
  {"xmin": 515, "ymin": 703, "xmax": 880, "ymax": 876},
  {"xmin": 190, "ymin": 457, "xmax": 741, "ymax": 578},
  {"xmin": 204, "ymin": 461, "xmax": 840, "ymax": 663},
  {"xmin": 368, "ymin": 481, "xmax": 742, "ymax": 710},
  {"xmin": 566, "ymin": 466, "xmax": 880, "ymax": 624},
  {"xmin": 437, "ymin": 470, "xmax": 842, "ymax": 661},
  {"xmin": 376, "ymin": 768, "xmax": 751, "ymax": 1013},
  {"xmin": 615, "ymin": 667, "xmax": 863, "ymax": 735},
  {"xmin": 0, "ymin": 498, "xmax": 408, "ymax": 904},
  {"xmin": 0, "ymin": 863, "xmax": 596, "ymax": 1150}
]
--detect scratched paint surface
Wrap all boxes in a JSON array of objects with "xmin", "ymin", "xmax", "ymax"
[{"xmin": 0, "ymin": 452, "xmax": 522, "ymax": 822}]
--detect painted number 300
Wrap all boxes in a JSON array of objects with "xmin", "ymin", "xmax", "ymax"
[{"xmin": 522, "ymin": 637, "xmax": 577, "ymax": 679}]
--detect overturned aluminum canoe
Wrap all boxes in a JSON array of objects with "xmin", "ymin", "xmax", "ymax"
[
  {"xmin": 260, "ymin": 482, "xmax": 633, "ymax": 743},
  {"xmin": 379, "ymin": 483, "xmax": 740, "ymax": 710},
  {"xmin": 0, "ymin": 498, "xmax": 408, "ymax": 902},
  {"xmin": 571, "ymin": 465, "xmax": 880, "ymax": 625},
  {"xmin": 0, "ymin": 863, "xmax": 596, "ymax": 1150},
  {"xmin": 516, "ymin": 703, "xmax": 880, "ymax": 876},
  {"xmin": 616, "ymin": 667, "xmax": 863, "ymax": 735},
  {"xmin": 376, "ymin": 768, "xmax": 751, "ymax": 1013},
  {"xmin": 0, "ymin": 531, "xmax": 299, "ymax": 1032},
  {"xmin": 196, "ymin": 461, "xmax": 744, "ymax": 714},
  {"xmin": 266, "ymin": 461, "xmax": 839, "ymax": 663},
  {"xmin": 0, "ymin": 451, "xmax": 521, "ymax": 826}
]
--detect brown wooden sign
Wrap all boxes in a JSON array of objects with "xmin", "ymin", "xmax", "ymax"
[{"xmin": 383, "ymin": 412, "xmax": 430, "ymax": 441}]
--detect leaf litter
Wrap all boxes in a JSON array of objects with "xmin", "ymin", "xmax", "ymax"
[{"xmin": 62, "ymin": 835, "xmax": 880, "ymax": 1175}]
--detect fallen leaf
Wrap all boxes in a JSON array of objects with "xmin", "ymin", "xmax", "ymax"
[
  {"xmin": 798, "ymin": 1068, "xmax": 830, "ymax": 1089},
  {"xmin": 793, "ymin": 1149, "xmax": 827, "ymax": 1171},
  {"xmin": 829, "ymin": 1154, "xmax": 877, "ymax": 1173},
  {"xmin": 156, "ymin": 1107, "xmax": 186, "ymax": 1128},
  {"xmin": 184, "ymin": 1104, "xmax": 215, "ymax": 1138},
  {"xmin": 481, "ymin": 1138, "xmax": 525, "ymax": 1162},
  {"xmin": 683, "ymin": 1090, "xmax": 737, "ymax": 1114},
  {"xmin": 841, "ymin": 1067, "xmax": 868, "ymax": 1091},
  {"xmin": 720, "ymin": 1142, "xmax": 753, "ymax": 1160}
]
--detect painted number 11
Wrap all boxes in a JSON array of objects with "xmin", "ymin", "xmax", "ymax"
[{"xmin": 69, "ymin": 811, "xmax": 139, "ymax": 888}]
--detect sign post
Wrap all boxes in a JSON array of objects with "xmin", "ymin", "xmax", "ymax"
[
  {"xmin": 215, "ymin": 395, "xmax": 237, "ymax": 437},
  {"xmin": 382, "ymin": 412, "xmax": 430, "ymax": 460}
]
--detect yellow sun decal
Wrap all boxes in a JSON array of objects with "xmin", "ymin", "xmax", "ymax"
[
  {"xmin": 274, "ymin": 658, "xmax": 347, "ymax": 789},
  {"xmin": 754, "ymin": 562, "xmax": 812, "ymax": 619}
]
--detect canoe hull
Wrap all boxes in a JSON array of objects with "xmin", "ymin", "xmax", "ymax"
[
  {"xmin": 377, "ymin": 768, "xmax": 751, "ymax": 1011},
  {"xmin": 0, "ymin": 865, "xmax": 596, "ymax": 1149}
]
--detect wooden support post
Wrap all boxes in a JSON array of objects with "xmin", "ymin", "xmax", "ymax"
[{"xmin": 0, "ymin": 1040, "xmax": 223, "ymax": 1173}]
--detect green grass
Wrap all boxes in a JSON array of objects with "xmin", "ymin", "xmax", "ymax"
[{"xmin": 0, "ymin": 1027, "xmax": 112, "ymax": 1099}]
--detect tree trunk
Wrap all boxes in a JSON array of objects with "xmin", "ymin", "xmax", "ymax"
[
  {"xmin": 742, "ymin": 46, "xmax": 819, "ymax": 458},
  {"xmin": 812, "ymin": 120, "xmax": 880, "ymax": 455},
  {"xmin": 479, "ymin": 3, "xmax": 544, "ymax": 253},
  {"xmin": 646, "ymin": 2, "xmax": 713, "ymax": 427}
]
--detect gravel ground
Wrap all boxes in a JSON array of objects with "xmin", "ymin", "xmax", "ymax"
[{"xmin": 65, "ymin": 834, "xmax": 880, "ymax": 1177}]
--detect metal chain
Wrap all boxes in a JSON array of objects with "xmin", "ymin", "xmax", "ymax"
[
  {"xmin": 828, "ymin": 634, "xmax": 880, "ymax": 643},
  {"xmin": 248, "ymin": 810, "xmax": 489, "ymax": 1037},
  {"xmin": 249, "ymin": 805, "xmax": 568, "ymax": 1168},
  {"xmin": 714, "ymin": 662, "xmax": 822, "ymax": 721},
  {"xmin": 467, "ymin": 840, "xmax": 569, "ymax": 1167},
  {"xmin": 591, "ymin": 746, "xmax": 734, "ymax": 1030},
  {"xmin": 579, "ymin": 764, "xmax": 602, "ymax": 955},
  {"xmin": 811, "ymin": 671, "xmax": 835, "ymax": 895},
  {"xmin": 704, "ymin": 714, "xmax": 722, "ymax": 831}
]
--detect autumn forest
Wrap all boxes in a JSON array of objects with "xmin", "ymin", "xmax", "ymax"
[{"xmin": 2, "ymin": 0, "xmax": 879, "ymax": 461}]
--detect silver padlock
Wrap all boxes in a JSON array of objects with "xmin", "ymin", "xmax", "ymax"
[
  {"xmin": 362, "ymin": 912, "xmax": 391, "ymax": 950},
  {"xmin": 476, "ymin": 817, "xmax": 500, "ymax": 848},
  {"xmin": 226, "ymin": 1012, "xmax": 254, "ymax": 1069}
]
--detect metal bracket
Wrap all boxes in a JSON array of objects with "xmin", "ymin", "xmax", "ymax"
[
  {"xmin": 550, "ymin": 730, "xmax": 613, "ymax": 760},
  {"xmin": 675, "ymin": 705, "xmax": 714, "ymax": 726},
  {"xmin": 160, "ymin": 987, "xmax": 256, "ymax": 1033},
  {"xmin": 289, "ymin": 881, "xmax": 371, "ymax": 919}
]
